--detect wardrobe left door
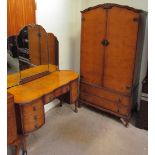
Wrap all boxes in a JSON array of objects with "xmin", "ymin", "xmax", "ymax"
[
  {"xmin": 7, "ymin": 0, "xmax": 36, "ymax": 36},
  {"xmin": 80, "ymin": 7, "xmax": 107, "ymax": 87}
]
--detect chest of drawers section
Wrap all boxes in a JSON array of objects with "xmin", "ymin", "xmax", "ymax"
[{"xmin": 15, "ymin": 98, "xmax": 45, "ymax": 134}]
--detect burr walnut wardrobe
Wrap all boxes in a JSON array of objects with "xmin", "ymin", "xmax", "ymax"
[{"xmin": 79, "ymin": 3, "xmax": 147, "ymax": 126}]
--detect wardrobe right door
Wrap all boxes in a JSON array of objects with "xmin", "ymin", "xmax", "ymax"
[{"xmin": 103, "ymin": 6, "xmax": 140, "ymax": 94}]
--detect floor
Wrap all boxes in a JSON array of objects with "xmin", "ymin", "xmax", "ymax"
[{"xmin": 8, "ymin": 104, "xmax": 148, "ymax": 155}]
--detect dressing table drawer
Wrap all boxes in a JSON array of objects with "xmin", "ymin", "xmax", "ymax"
[
  {"xmin": 54, "ymin": 85, "xmax": 70, "ymax": 97},
  {"xmin": 44, "ymin": 85, "xmax": 70, "ymax": 104},
  {"xmin": 61, "ymin": 85, "xmax": 70, "ymax": 94},
  {"xmin": 44, "ymin": 92, "xmax": 55, "ymax": 104},
  {"xmin": 21, "ymin": 99, "xmax": 45, "ymax": 134}
]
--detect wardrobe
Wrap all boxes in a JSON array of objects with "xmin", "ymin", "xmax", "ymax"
[{"xmin": 79, "ymin": 4, "xmax": 147, "ymax": 125}]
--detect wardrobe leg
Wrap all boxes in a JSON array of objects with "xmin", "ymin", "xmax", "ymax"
[{"xmin": 120, "ymin": 118, "xmax": 129, "ymax": 127}]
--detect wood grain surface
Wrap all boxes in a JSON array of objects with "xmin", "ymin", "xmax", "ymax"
[
  {"xmin": 8, "ymin": 68, "xmax": 78, "ymax": 104},
  {"xmin": 7, "ymin": 64, "xmax": 57, "ymax": 88}
]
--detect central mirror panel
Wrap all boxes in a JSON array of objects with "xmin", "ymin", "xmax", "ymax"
[{"xmin": 17, "ymin": 24, "xmax": 50, "ymax": 84}]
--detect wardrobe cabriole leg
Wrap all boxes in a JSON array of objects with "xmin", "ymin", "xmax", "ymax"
[{"xmin": 120, "ymin": 118, "xmax": 129, "ymax": 127}]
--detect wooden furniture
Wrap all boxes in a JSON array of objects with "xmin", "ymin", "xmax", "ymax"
[
  {"xmin": 79, "ymin": 3, "xmax": 147, "ymax": 125},
  {"xmin": 7, "ymin": 93, "xmax": 17, "ymax": 144},
  {"xmin": 8, "ymin": 67, "xmax": 79, "ymax": 135},
  {"xmin": 136, "ymin": 73, "xmax": 148, "ymax": 130},
  {"xmin": 7, "ymin": 24, "xmax": 79, "ymax": 154},
  {"xmin": 7, "ymin": 93, "xmax": 27, "ymax": 155},
  {"xmin": 7, "ymin": 0, "xmax": 36, "ymax": 36}
]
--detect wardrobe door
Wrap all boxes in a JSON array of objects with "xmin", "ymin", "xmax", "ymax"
[
  {"xmin": 80, "ymin": 8, "xmax": 107, "ymax": 86},
  {"xmin": 103, "ymin": 7, "xmax": 140, "ymax": 94}
]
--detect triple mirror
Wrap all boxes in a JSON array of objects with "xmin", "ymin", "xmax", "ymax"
[{"xmin": 7, "ymin": 24, "xmax": 59, "ymax": 88}]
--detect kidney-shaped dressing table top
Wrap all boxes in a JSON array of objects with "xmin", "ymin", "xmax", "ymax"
[{"xmin": 7, "ymin": 68, "xmax": 79, "ymax": 104}]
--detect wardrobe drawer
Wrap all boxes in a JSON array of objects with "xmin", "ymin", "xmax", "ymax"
[
  {"xmin": 21, "ymin": 99, "xmax": 45, "ymax": 134},
  {"xmin": 118, "ymin": 105, "xmax": 129, "ymax": 116},
  {"xmin": 80, "ymin": 83, "xmax": 130, "ymax": 106},
  {"xmin": 80, "ymin": 92, "xmax": 118, "ymax": 113}
]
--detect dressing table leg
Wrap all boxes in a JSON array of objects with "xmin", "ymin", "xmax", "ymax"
[
  {"xmin": 15, "ymin": 144, "xmax": 20, "ymax": 155},
  {"xmin": 13, "ymin": 135, "xmax": 26, "ymax": 155},
  {"xmin": 78, "ymin": 100, "xmax": 82, "ymax": 108},
  {"xmin": 22, "ymin": 136, "xmax": 27, "ymax": 155},
  {"xmin": 75, "ymin": 101, "xmax": 78, "ymax": 113},
  {"xmin": 59, "ymin": 100, "xmax": 63, "ymax": 107}
]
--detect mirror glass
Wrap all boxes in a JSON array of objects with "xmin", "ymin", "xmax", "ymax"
[
  {"xmin": 7, "ymin": 35, "xmax": 20, "ymax": 88},
  {"xmin": 17, "ymin": 24, "xmax": 49, "ymax": 83}
]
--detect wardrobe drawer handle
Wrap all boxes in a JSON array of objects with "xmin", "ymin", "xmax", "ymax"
[
  {"xmin": 34, "ymin": 124, "xmax": 38, "ymax": 129},
  {"xmin": 126, "ymin": 86, "xmax": 131, "ymax": 90},
  {"xmin": 101, "ymin": 39, "xmax": 109, "ymax": 46}
]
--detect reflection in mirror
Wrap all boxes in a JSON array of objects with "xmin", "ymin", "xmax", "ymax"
[
  {"xmin": 7, "ymin": 36, "xmax": 20, "ymax": 88},
  {"xmin": 17, "ymin": 24, "xmax": 50, "ymax": 84}
]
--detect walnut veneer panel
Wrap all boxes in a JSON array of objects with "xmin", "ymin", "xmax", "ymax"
[
  {"xmin": 20, "ymin": 99, "xmax": 45, "ymax": 134},
  {"xmin": 80, "ymin": 92, "xmax": 118, "ymax": 113},
  {"xmin": 80, "ymin": 7, "xmax": 106, "ymax": 86},
  {"xmin": 80, "ymin": 82, "xmax": 130, "ymax": 106},
  {"xmin": 28, "ymin": 25, "xmax": 40, "ymax": 65},
  {"xmin": 48, "ymin": 33, "xmax": 59, "ymax": 66},
  {"xmin": 103, "ymin": 7, "xmax": 139, "ymax": 94},
  {"xmin": 7, "ymin": 93, "xmax": 17, "ymax": 144}
]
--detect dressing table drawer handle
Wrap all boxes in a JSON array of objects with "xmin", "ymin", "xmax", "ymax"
[
  {"xmin": 49, "ymin": 96, "xmax": 54, "ymax": 100},
  {"xmin": 33, "ymin": 107, "xmax": 37, "ymax": 111},
  {"xmin": 118, "ymin": 98, "xmax": 121, "ymax": 103},
  {"xmin": 34, "ymin": 124, "xmax": 38, "ymax": 129},
  {"xmin": 34, "ymin": 116, "xmax": 37, "ymax": 120}
]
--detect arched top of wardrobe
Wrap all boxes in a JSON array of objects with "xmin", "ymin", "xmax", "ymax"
[{"xmin": 81, "ymin": 3, "xmax": 144, "ymax": 14}]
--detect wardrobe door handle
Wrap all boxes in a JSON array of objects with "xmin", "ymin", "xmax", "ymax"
[{"xmin": 101, "ymin": 39, "xmax": 109, "ymax": 46}]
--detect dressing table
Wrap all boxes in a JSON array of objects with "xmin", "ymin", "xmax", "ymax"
[{"xmin": 7, "ymin": 25, "xmax": 79, "ymax": 155}]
